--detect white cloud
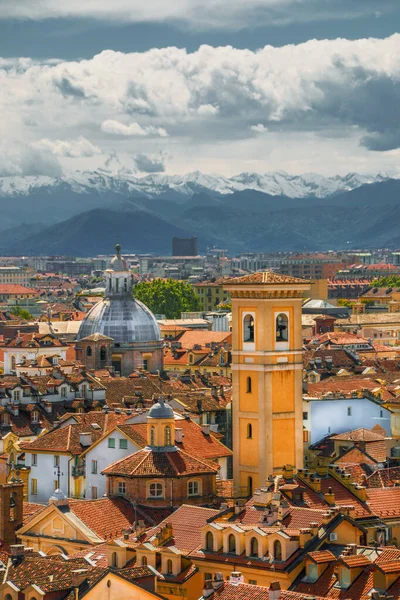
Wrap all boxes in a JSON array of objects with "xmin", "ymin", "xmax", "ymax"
[
  {"xmin": 0, "ymin": 143, "xmax": 62, "ymax": 177},
  {"xmin": 101, "ymin": 120, "xmax": 168, "ymax": 137},
  {"xmin": 0, "ymin": 0, "xmax": 397, "ymax": 30},
  {"xmin": 1, "ymin": 35, "xmax": 400, "ymax": 176},
  {"xmin": 251, "ymin": 124, "xmax": 268, "ymax": 133},
  {"xmin": 34, "ymin": 136, "xmax": 102, "ymax": 157}
]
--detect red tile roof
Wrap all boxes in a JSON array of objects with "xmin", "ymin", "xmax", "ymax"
[
  {"xmin": 338, "ymin": 554, "xmax": 371, "ymax": 568},
  {"xmin": 102, "ymin": 447, "xmax": 218, "ymax": 477},
  {"xmin": 144, "ymin": 504, "xmax": 220, "ymax": 554},
  {"xmin": 331, "ymin": 428, "xmax": 385, "ymax": 442},
  {"xmin": 223, "ymin": 272, "xmax": 310, "ymax": 285},
  {"xmin": 175, "ymin": 330, "xmax": 231, "ymax": 349},
  {"xmin": 20, "ymin": 412, "xmax": 128, "ymax": 455},
  {"xmin": 211, "ymin": 582, "xmax": 325, "ymax": 600},
  {"xmin": 68, "ymin": 497, "xmax": 136, "ymax": 540},
  {"xmin": 307, "ymin": 550, "xmax": 337, "ymax": 564},
  {"xmin": 119, "ymin": 418, "xmax": 231, "ymax": 460}
]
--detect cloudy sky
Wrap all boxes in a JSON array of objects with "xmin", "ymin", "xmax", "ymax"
[{"xmin": 1, "ymin": 0, "xmax": 400, "ymax": 178}]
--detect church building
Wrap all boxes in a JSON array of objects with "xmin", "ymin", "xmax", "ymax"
[
  {"xmin": 76, "ymin": 245, "xmax": 163, "ymax": 375},
  {"xmin": 223, "ymin": 272, "xmax": 310, "ymax": 492}
]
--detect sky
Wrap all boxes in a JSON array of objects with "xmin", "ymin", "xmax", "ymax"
[{"xmin": 1, "ymin": 0, "xmax": 400, "ymax": 178}]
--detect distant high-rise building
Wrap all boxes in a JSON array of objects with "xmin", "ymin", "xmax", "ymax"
[{"xmin": 172, "ymin": 236, "xmax": 198, "ymax": 257}]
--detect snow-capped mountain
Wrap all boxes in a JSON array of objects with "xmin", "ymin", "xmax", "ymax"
[{"xmin": 0, "ymin": 168, "xmax": 394, "ymax": 200}]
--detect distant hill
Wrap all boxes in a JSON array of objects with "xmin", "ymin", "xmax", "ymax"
[{"xmin": 2, "ymin": 209, "xmax": 196, "ymax": 256}]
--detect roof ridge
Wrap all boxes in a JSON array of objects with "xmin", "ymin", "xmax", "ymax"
[{"xmin": 172, "ymin": 447, "xmax": 218, "ymax": 472}]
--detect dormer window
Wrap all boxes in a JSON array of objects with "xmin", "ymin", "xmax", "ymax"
[
  {"xmin": 306, "ymin": 562, "xmax": 318, "ymax": 582},
  {"xmin": 13, "ymin": 390, "xmax": 21, "ymax": 402},
  {"xmin": 31, "ymin": 411, "xmax": 39, "ymax": 423}
]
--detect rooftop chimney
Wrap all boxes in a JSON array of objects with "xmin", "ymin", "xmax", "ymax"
[
  {"xmin": 229, "ymin": 572, "xmax": 244, "ymax": 586},
  {"xmin": 268, "ymin": 581, "xmax": 281, "ymax": 600},
  {"xmin": 175, "ymin": 428, "xmax": 183, "ymax": 443},
  {"xmin": 202, "ymin": 424, "xmax": 211, "ymax": 436}
]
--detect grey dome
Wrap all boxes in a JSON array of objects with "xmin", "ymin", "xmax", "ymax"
[
  {"xmin": 148, "ymin": 399, "xmax": 174, "ymax": 419},
  {"xmin": 77, "ymin": 297, "xmax": 161, "ymax": 343}
]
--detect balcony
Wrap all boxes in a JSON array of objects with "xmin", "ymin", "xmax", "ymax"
[{"xmin": 71, "ymin": 465, "xmax": 85, "ymax": 477}]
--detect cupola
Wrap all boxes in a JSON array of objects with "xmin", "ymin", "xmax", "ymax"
[{"xmin": 147, "ymin": 398, "xmax": 176, "ymax": 450}]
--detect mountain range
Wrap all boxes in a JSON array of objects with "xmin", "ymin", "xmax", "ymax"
[{"xmin": 0, "ymin": 169, "xmax": 399, "ymax": 255}]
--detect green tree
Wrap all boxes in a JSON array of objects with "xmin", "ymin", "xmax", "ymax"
[
  {"xmin": 134, "ymin": 279, "xmax": 200, "ymax": 319},
  {"xmin": 371, "ymin": 276, "xmax": 400, "ymax": 288},
  {"xmin": 10, "ymin": 306, "xmax": 32, "ymax": 320}
]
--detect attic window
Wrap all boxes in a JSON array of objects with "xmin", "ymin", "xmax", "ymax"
[{"xmin": 91, "ymin": 423, "xmax": 101, "ymax": 429}]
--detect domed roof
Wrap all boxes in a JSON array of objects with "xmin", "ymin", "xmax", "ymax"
[
  {"xmin": 148, "ymin": 398, "xmax": 174, "ymax": 419},
  {"xmin": 77, "ymin": 297, "xmax": 161, "ymax": 343}
]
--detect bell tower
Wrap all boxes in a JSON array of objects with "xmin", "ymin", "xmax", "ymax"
[
  {"xmin": 0, "ymin": 481, "xmax": 24, "ymax": 545},
  {"xmin": 224, "ymin": 272, "xmax": 310, "ymax": 492}
]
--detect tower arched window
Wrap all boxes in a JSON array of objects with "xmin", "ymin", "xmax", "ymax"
[
  {"xmin": 250, "ymin": 537, "xmax": 258, "ymax": 557},
  {"xmin": 116, "ymin": 278, "xmax": 119, "ymax": 292},
  {"xmin": 11, "ymin": 356, "xmax": 16, "ymax": 370},
  {"xmin": 167, "ymin": 559, "xmax": 173, "ymax": 574},
  {"xmin": 228, "ymin": 534, "xmax": 236, "ymax": 553},
  {"xmin": 243, "ymin": 314, "xmax": 254, "ymax": 342},
  {"xmin": 150, "ymin": 426, "xmax": 156, "ymax": 446},
  {"xmin": 276, "ymin": 314, "xmax": 288, "ymax": 342},
  {"xmin": 164, "ymin": 425, "xmax": 172, "ymax": 446},
  {"xmin": 86, "ymin": 346, "xmax": 92, "ymax": 357},
  {"xmin": 100, "ymin": 346, "xmax": 107, "ymax": 361},
  {"xmin": 206, "ymin": 531, "xmax": 214, "ymax": 551},
  {"xmin": 247, "ymin": 423, "xmax": 253, "ymax": 439},
  {"xmin": 273, "ymin": 540, "xmax": 282, "ymax": 561},
  {"xmin": 111, "ymin": 552, "xmax": 118, "ymax": 567},
  {"xmin": 142, "ymin": 556, "xmax": 147, "ymax": 567},
  {"xmin": 248, "ymin": 476, "xmax": 253, "ymax": 496},
  {"xmin": 246, "ymin": 376, "xmax": 252, "ymax": 393}
]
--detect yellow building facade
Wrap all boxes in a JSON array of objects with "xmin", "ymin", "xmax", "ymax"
[{"xmin": 224, "ymin": 272, "xmax": 310, "ymax": 491}]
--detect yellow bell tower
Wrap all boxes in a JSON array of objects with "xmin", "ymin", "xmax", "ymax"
[{"xmin": 224, "ymin": 272, "xmax": 310, "ymax": 492}]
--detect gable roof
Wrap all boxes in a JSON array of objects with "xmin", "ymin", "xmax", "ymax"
[
  {"xmin": 20, "ymin": 496, "xmax": 137, "ymax": 543},
  {"xmin": 20, "ymin": 412, "xmax": 129, "ymax": 455}
]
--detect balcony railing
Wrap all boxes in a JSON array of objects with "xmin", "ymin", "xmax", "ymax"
[{"xmin": 71, "ymin": 465, "xmax": 85, "ymax": 477}]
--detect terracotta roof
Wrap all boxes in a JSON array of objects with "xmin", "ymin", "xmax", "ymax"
[
  {"xmin": 333, "ymin": 447, "xmax": 378, "ymax": 484},
  {"xmin": 375, "ymin": 561, "xmax": 400, "ymax": 574},
  {"xmin": 175, "ymin": 330, "xmax": 231, "ymax": 349},
  {"xmin": 312, "ymin": 331, "xmax": 371, "ymax": 346},
  {"xmin": 366, "ymin": 466, "xmax": 400, "ymax": 488},
  {"xmin": 211, "ymin": 582, "xmax": 325, "ymax": 599},
  {"xmin": 2, "ymin": 332, "xmax": 67, "ymax": 349},
  {"xmin": 364, "ymin": 487, "xmax": 400, "ymax": 518},
  {"xmin": 20, "ymin": 412, "xmax": 128, "ymax": 455},
  {"xmin": 119, "ymin": 419, "xmax": 231, "ymax": 460},
  {"xmin": 102, "ymin": 447, "xmax": 218, "ymax": 477},
  {"xmin": 23, "ymin": 502, "xmax": 47, "ymax": 526},
  {"xmin": 338, "ymin": 553, "xmax": 371, "ymax": 568},
  {"xmin": 144, "ymin": 504, "xmax": 220, "ymax": 553},
  {"xmin": 307, "ymin": 550, "xmax": 337, "ymax": 564},
  {"xmin": 223, "ymin": 272, "xmax": 310, "ymax": 285},
  {"xmin": 5, "ymin": 553, "xmax": 104, "ymax": 593},
  {"xmin": 330, "ymin": 428, "xmax": 385, "ymax": 442},
  {"xmin": 68, "ymin": 497, "xmax": 136, "ymax": 540},
  {"xmin": 0, "ymin": 284, "xmax": 37, "ymax": 295}
]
